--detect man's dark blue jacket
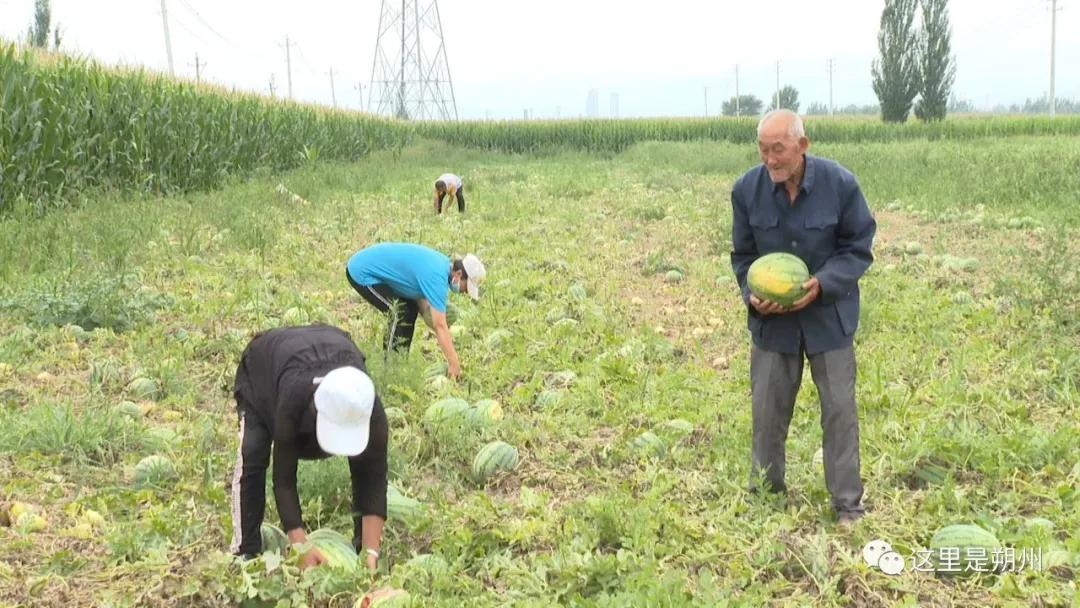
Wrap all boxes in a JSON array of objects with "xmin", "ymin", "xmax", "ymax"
[{"xmin": 730, "ymin": 154, "xmax": 877, "ymax": 355}]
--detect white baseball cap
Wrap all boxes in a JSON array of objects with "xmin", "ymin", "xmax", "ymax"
[
  {"xmin": 462, "ymin": 254, "xmax": 486, "ymax": 301},
  {"xmin": 312, "ymin": 366, "xmax": 375, "ymax": 457}
]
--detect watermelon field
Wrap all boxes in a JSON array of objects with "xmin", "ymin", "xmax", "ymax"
[
  {"xmin": 1, "ymin": 134, "xmax": 1078, "ymax": 607},
  {"xmin": 1, "ymin": 43, "xmax": 1079, "ymax": 608}
]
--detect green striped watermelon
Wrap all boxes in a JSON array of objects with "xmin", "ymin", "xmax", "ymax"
[
  {"xmin": 387, "ymin": 483, "xmax": 423, "ymax": 523},
  {"xmin": 484, "ymin": 329, "xmax": 513, "ymax": 349},
  {"xmin": 424, "ymin": 398, "xmax": 470, "ymax": 424},
  {"xmin": 467, "ymin": 399, "xmax": 503, "ymax": 426},
  {"xmin": 630, "ymin": 431, "xmax": 666, "ymax": 458},
  {"xmin": 424, "ymin": 361, "xmax": 448, "ymax": 379},
  {"xmin": 133, "ymin": 455, "xmax": 176, "ymax": 487},
  {"xmin": 534, "ymin": 389, "xmax": 563, "ymax": 408},
  {"xmin": 747, "ymin": 252, "xmax": 810, "ymax": 307},
  {"xmin": 472, "ymin": 441, "xmax": 519, "ymax": 483},
  {"xmin": 928, "ymin": 524, "xmax": 1001, "ymax": 574},
  {"xmin": 127, "ymin": 377, "xmax": 161, "ymax": 400},
  {"xmin": 306, "ymin": 528, "xmax": 359, "ymax": 571},
  {"xmin": 260, "ymin": 523, "xmax": 289, "ymax": 555}
]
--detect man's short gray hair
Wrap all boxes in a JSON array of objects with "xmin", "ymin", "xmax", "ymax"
[{"xmin": 757, "ymin": 109, "xmax": 805, "ymax": 140}]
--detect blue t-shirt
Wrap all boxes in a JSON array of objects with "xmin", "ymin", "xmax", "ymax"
[{"xmin": 347, "ymin": 243, "xmax": 451, "ymax": 312}]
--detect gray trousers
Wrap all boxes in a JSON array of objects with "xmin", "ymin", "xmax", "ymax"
[{"xmin": 750, "ymin": 343, "xmax": 864, "ymax": 513}]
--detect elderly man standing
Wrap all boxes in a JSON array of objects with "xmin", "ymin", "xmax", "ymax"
[{"xmin": 730, "ymin": 109, "xmax": 876, "ymax": 524}]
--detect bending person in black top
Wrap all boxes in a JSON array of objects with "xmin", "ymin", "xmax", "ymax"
[{"xmin": 229, "ymin": 324, "xmax": 388, "ymax": 571}]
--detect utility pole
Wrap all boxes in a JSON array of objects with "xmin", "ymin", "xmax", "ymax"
[
  {"xmin": 269, "ymin": 74, "xmax": 276, "ymax": 97},
  {"xmin": 735, "ymin": 64, "xmax": 740, "ymax": 117},
  {"xmin": 281, "ymin": 36, "xmax": 295, "ymax": 99},
  {"xmin": 827, "ymin": 58, "xmax": 835, "ymax": 115},
  {"xmin": 704, "ymin": 86, "xmax": 709, "ymax": 117},
  {"xmin": 775, "ymin": 61, "xmax": 781, "ymax": 110},
  {"xmin": 160, "ymin": 0, "xmax": 175, "ymax": 75},
  {"xmin": 355, "ymin": 83, "xmax": 365, "ymax": 111},
  {"xmin": 1049, "ymin": 0, "xmax": 1058, "ymax": 117},
  {"xmin": 329, "ymin": 67, "xmax": 337, "ymax": 107},
  {"xmin": 190, "ymin": 53, "xmax": 206, "ymax": 83}
]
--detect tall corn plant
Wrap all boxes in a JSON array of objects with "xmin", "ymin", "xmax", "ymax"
[
  {"xmin": 0, "ymin": 42, "xmax": 412, "ymax": 215},
  {"xmin": 415, "ymin": 115, "xmax": 1080, "ymax": 154}
]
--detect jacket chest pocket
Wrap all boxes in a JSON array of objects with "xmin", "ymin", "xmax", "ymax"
[
  {"xmin": 802, "ymin": 213, "xmax": 838, "ymax": 255},
  {"xmin": 749, "ymin": 213, "xmax": 781, "ymax": 249}
]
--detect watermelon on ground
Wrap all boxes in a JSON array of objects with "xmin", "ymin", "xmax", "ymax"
[
  {"xmin": 387, "ymin": 483, "xmax": 422, "ymax": 523},
  {"xmin": 424, "ymin": 398, "xmax": 470, "ymax": 423},
  {"xmin": 127, "ymin": 377, "xmax": 161, "ymax": 400},
  {"xmin": 468, "ymin": 399, "xmax": 503, "ymax": 425},
  {"xmin": 133, "ymin": 454, "xmax": 176, "ymax": 487},
  {"xmin": 260, "ymin": 523, "xmax": 289, "ymax": 554},
  {"xmin": 534, "ymin": 389, "xmax": 563, "ymax": 408},
  {"xmin": 472, "ymin": 441, "xmax": 519, "ymax": 483},
  {"xmin": 928, "ymin": 523, "xmax": 1001, "ymax": 575},
  {"xmin": 630, "ymin": 431, "xmax": 666, "ymax": 459}
]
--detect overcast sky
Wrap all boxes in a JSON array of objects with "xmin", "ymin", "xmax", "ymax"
[{"xmin": 0, "ymin": 0, "xmax": 1075, "ymax": 119}]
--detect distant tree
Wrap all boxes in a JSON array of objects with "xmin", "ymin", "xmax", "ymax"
[
  {"xmin": 914, "ymin": 0, "xmax": 955, "ymax": 121},
  {"xmin": 52, "ymin": 23, "xmax": 62, "ymax": 50},
  {"xmin": 27, "ymin": 0, "xmax": 52, "ymax": 48},
  {"xmin": 872, "ymin": 0, "xmax": 920, "ymax": 122},
  {"xmin": 837, "ymin": 103, "xmax": 881, "ymax": 115},
  {"xmin": 1020, "ymin": 96, "xmax": 1080, "ymax": 114},
  {"xmin": 947, "ymin": 95, "xmax": 975, "ymax": 113},
  {"xmin": 805, "ymin": 102, "xmax": 829, "ymax": 116},
  {"xmin": 721, "ymin": 94, "xmax": 763, "ymax": 116},
  {"xmin": 767, "ymin": 85, "xmax": 800, "ymax": 112}
]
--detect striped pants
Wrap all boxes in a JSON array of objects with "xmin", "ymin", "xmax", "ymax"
[{"xmin": 228, "ymin": 410, "xmax": 271, "ymax": 557}]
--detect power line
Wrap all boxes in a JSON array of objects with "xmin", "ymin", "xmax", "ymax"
[
  {"xmin": 291, "ymin": 42, "xmax": 321, "ymax": 77},
  {"xmin": 176, "ymin": 0, "xmax": 231, "ymax": 46},
  {"xmin": 170, "ymin": 11, "xmax": 210, "ymax": 46}
]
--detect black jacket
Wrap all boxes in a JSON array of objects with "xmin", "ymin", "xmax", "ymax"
[{"xmin": 233, "ymin": 324, "xmax": 388, "ymax": 533}]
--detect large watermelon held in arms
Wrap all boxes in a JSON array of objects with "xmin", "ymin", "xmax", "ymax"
[{"xmin": 747, "ymin": 252, "xmax": 810, "ymax": 307}]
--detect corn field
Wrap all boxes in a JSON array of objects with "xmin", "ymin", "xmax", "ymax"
[
  {"xmin": 5, "ymin": 39, "xmax": 1080, "ymax": 215},
  {"xmin": 0, "ymin": 43, "xmax": 411, "ymax": 214},
  {"xmin": 415, "ymin": 114, "xmax": 1080, "ymax": 154}
]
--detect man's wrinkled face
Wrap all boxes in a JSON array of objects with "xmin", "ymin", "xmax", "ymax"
[{"xmin": 758, "ymin": 121, "xmax": 808, "ymax": 184}]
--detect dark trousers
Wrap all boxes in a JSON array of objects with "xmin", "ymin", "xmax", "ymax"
[
  {"xmin": 347, "ymin": 269, "xmax": 419, "ymax": 352},
  {"xmin": 436, "ymin": 186, "xmax": 465, "ymax": 214},
  {"xmin": 229, "ymin": 409, "xmax": 271, "ymax": 557},
  {"xmin": 749, "ymin": 343, "xmax": 864, "ymax": 514}
]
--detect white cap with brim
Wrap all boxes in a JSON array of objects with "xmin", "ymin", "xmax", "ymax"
[
  {"xmin": 313, "ymin": 366, "xmax": 375, "ymax": 457},
  {"xmin": 462, "ymin": 254, "xmax": 486, "ymax": 301}
]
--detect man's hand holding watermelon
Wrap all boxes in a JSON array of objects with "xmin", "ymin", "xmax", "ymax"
[{"xmin": 750, "ymin": 276, "xmax": 821, "ymax": 315}]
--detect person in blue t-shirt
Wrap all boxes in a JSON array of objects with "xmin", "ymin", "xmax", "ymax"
[{"xmin": 346, "ymin": 243, "xmax": 486, "ymax": 379}]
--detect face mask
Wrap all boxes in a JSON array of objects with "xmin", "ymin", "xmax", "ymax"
[{"xmin": 450, "ymin": 279, "xmax": 461, "ymax": 293}]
